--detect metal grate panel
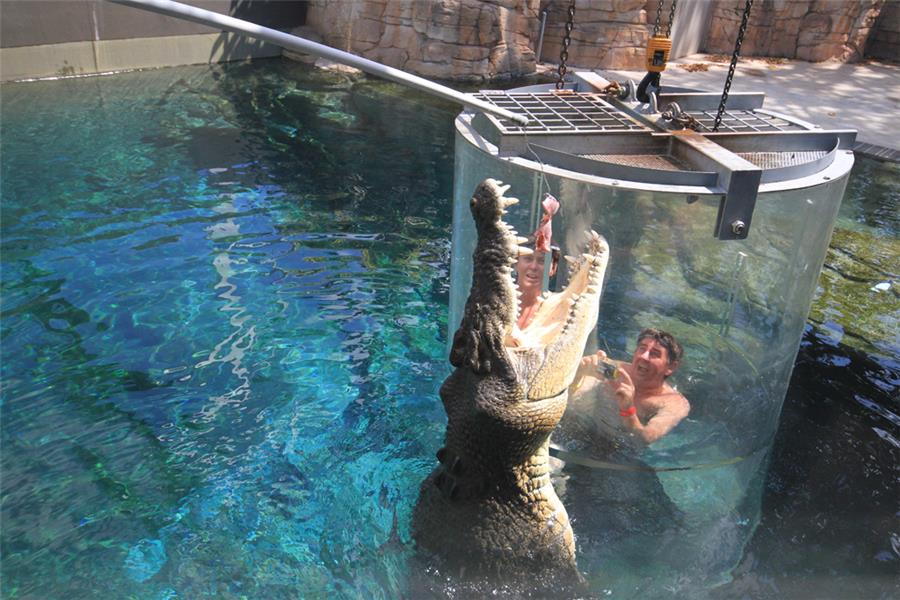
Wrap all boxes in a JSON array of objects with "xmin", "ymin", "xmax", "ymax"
[
  {"xmin": 474, "ymin": 91, "xmax": 650, "ymax": 134},
  {"xmin": 736, "ymin": 150, "xmax": 830, "ymax": 169},
  {"xmin": 689, "ymin": 110, "xmax": 806, "ymax": 133},
  {"xmin": 581, "ymin": 153, "xmax": 690, "ymax": 171}
]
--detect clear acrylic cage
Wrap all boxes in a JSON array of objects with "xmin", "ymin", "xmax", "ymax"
[{"xmin": 449, "ymin": 74, "xmax": 855, "ymax": 593}]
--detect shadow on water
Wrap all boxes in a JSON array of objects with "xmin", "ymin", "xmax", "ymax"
[
  {"xmin": 715, "ymin": 325, "xmax": 899, "ymax": 599},
  {"xmin": 0, "ymin": 265, "xmax": 201, "ymax": 596}
]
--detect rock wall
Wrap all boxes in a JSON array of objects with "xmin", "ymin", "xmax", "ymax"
[
  {"xmin": 303, "ymin": 0, "xmax": 889, "ymax": 81},
  {"xmin": 304, "ymin": 0, "xmax": 541, "ymax": 81},
  {"xmin": 538, "ymin": 0, "xmax": 648, "ymax": 71},
  {"xmin": 704, "ymin": 0, "xmax": 886, "ymax": 63},
  {"xmin": 866, "ymin": 0, "xmax": 900, "ymax": 62}
]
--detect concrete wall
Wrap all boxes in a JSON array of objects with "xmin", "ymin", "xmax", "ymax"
[
  {"xmin": 669, "ymin": 0, "xmax": 714, "ymax": 59},
  {"xmin": 0, "ymin": 0, "xmax": 306, "ymax": 81}
]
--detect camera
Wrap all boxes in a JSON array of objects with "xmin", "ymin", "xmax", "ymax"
[{"xmin": 597, "ymin": 360, "xmax": 619, "ymax": 379}]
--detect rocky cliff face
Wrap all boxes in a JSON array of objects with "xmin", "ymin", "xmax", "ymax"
[
  {"xmin": 866, "ymin": 0, "xmax": 899, "ymax": 62},
  {"xmin": 704, "ymin": 0, "xmax": 884, "ymax": 63},
  {"xmin": 303, "ymin": 1, "xmax": 887, "ymax": 82},
  {"xmin": 305, "ymin": 0, "xmax": 542, "ymax": 82},
  {"xmin": 538, "ymin": 0, "xmax": 648, "ymax": 71}
]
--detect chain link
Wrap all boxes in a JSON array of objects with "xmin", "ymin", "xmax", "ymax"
[
  {"xmin": 556, "ymin": 1, "xmax": 577, "ymax": 90},
  {"xmin": 652, "ymin": 1, "xmax": 677, "ymax": 37},
  {"xmin": 665, "ymin": 0, "xmax": 678, "ymax": 38},
  {"xmin": 600, "ymin": 81, "xmax": 623, "ymax": 98},
  {"xmin": 661, "ymin": 103, "xmax": 700, "ymax": 130},
  {"xmin": 713, "ymin": 0, "xmax": 754, "ymax": 132},
  {"xmin": 652, "ymin": 0, "xmax": 664, "ymax": 36}
]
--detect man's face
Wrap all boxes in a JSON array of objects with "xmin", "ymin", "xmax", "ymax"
[
  {"xmin": 515, "ymin": 251, "xmax": 548, "ymax": 294},
  {"xmin": 631, "ymin": 338, "xmax": 675, "ymax": 384}
]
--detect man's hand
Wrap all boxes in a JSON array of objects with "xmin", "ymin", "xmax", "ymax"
[
  {"xmin": 571, "ymin": 351, "xmax": 609, "ymax": 394},
  {"xmin": 607, "ymin": 367, "xmax": 635, "ymax": 411}
]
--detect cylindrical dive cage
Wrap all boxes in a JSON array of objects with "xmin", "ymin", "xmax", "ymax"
[{"xmin": 449, "ymin": 72, "xmax": 855, "ymax": 593}]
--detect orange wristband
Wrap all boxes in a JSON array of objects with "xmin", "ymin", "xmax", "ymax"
[{"xmin": 619, "ymin": 406, "xmax": 637, "ymax": 418}]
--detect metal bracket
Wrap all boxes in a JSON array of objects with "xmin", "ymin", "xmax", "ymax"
[
  {"xmin": 670, "ymin": 130, "xmax": 762, "ymax": 240},
  {"xmin": 712, "ymin": 170, "xmax": 761, "ymax": 240}
]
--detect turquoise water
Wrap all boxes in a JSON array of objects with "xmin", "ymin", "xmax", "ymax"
[
  {"xmin": 1, "ymin": 61, "xmax": 454, "ymax": 599},
  {"xmin": 2, "ymin": 60, "xmax": 897, "ymax": 599}
]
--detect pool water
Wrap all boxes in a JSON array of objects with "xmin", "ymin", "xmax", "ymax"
[{"xmin": 1, "ymin": 59, "xmax": 897, "ymax": 599}]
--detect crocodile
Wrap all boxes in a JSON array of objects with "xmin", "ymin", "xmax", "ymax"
[{"xmin": 412, "ymin": 178, "xmax": 610, "ymax": 589}]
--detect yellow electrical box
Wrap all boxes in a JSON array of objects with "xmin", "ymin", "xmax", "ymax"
[{"xmin": 646, "ymin": 35, "xmax": 672, "ymax": 72}]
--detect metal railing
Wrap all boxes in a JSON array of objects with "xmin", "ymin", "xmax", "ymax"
[{"xmin": 109, "ymin": 0, "xmax": 530, "ymax": 125}]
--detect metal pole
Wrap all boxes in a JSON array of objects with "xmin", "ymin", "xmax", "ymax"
[
  {"xmin": 536, "ymin": 9, "xmax": 548, "ymax": 64},
  {"xmin": 108, "ymin": 0, "xmax": 530, "ymax": 126}
]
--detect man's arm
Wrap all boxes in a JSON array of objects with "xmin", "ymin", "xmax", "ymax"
[
  {"xmin": 620, "ymin": 393, "xmax": 690, "ymax": 444},
  {"xmin": 608, "ymin": 368, "xmax": 690, "ymax": 444}
]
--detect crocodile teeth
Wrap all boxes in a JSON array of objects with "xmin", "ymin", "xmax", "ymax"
[
  {"xmin": 516, "ymin": 236, "xmax": 530, "ymax": 244},
  {"xmin": 582, "ymin": 253, "xmax": 594, "ymax": 262},
  {"xmin": 518, "ymin": 246, "xmax": 534, "ymax": 256},
  {"xmin": 498, "ymin": 184, "xmax": 511, "ymax": 195},
  {"xmin": 586, "ymin": 284, "xmax": 598, "ymax": 294},
  {"xmin": 503, "ymin": 196, "xmax": 520, "ymax": 207},
  {"xmin": 564, "ymin": 255, "xmax": 577, "ymax": 265}
]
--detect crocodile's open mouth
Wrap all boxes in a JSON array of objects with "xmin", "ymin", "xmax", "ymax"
[
  {"xmin": 413, "ymin": 178, "xmax": 608, "ymax": 585},
  {"xmin": 508, "ymin": 233, "xmax": 609, "ymax": 350},
  {"xmin": 472, "ymin": 178, "xmax": 610, "ymax": 401}
]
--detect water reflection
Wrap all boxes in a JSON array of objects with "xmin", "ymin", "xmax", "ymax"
[{"xmin": 196, "ymin": 195, "xmax": 256, "ymax": 421}]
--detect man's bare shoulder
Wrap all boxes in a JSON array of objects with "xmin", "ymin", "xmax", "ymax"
[{"xmin": 649, "ymin": 387, "xmax": 690, "ymax": 415}]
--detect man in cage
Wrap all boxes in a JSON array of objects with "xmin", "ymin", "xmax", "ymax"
[
  {"xmin": 514, "ymin": 238, "xmax": 561, "ymax": 330},
  {"xmin": 568, "ymin": 328, "xmax": 690, "ymax": 447}
]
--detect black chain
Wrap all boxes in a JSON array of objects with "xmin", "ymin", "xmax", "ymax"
[
  {"xmin": 652, "ymin": 0, "xmax": 664, "ymax": 36},
  {"xmin": 665, "ymin": 0, "xmax": 678, "ymax": 37},
  {"xmin": 556, "ymin": 1, "xmax": 577, "ymax": 90},
  {"xmin": 652, "ymin": 1, "xmax": 677, "ymax": 37},
  {"xmin": 713, "ymin": 0, "xmax": 754, "ymax": 132}
]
